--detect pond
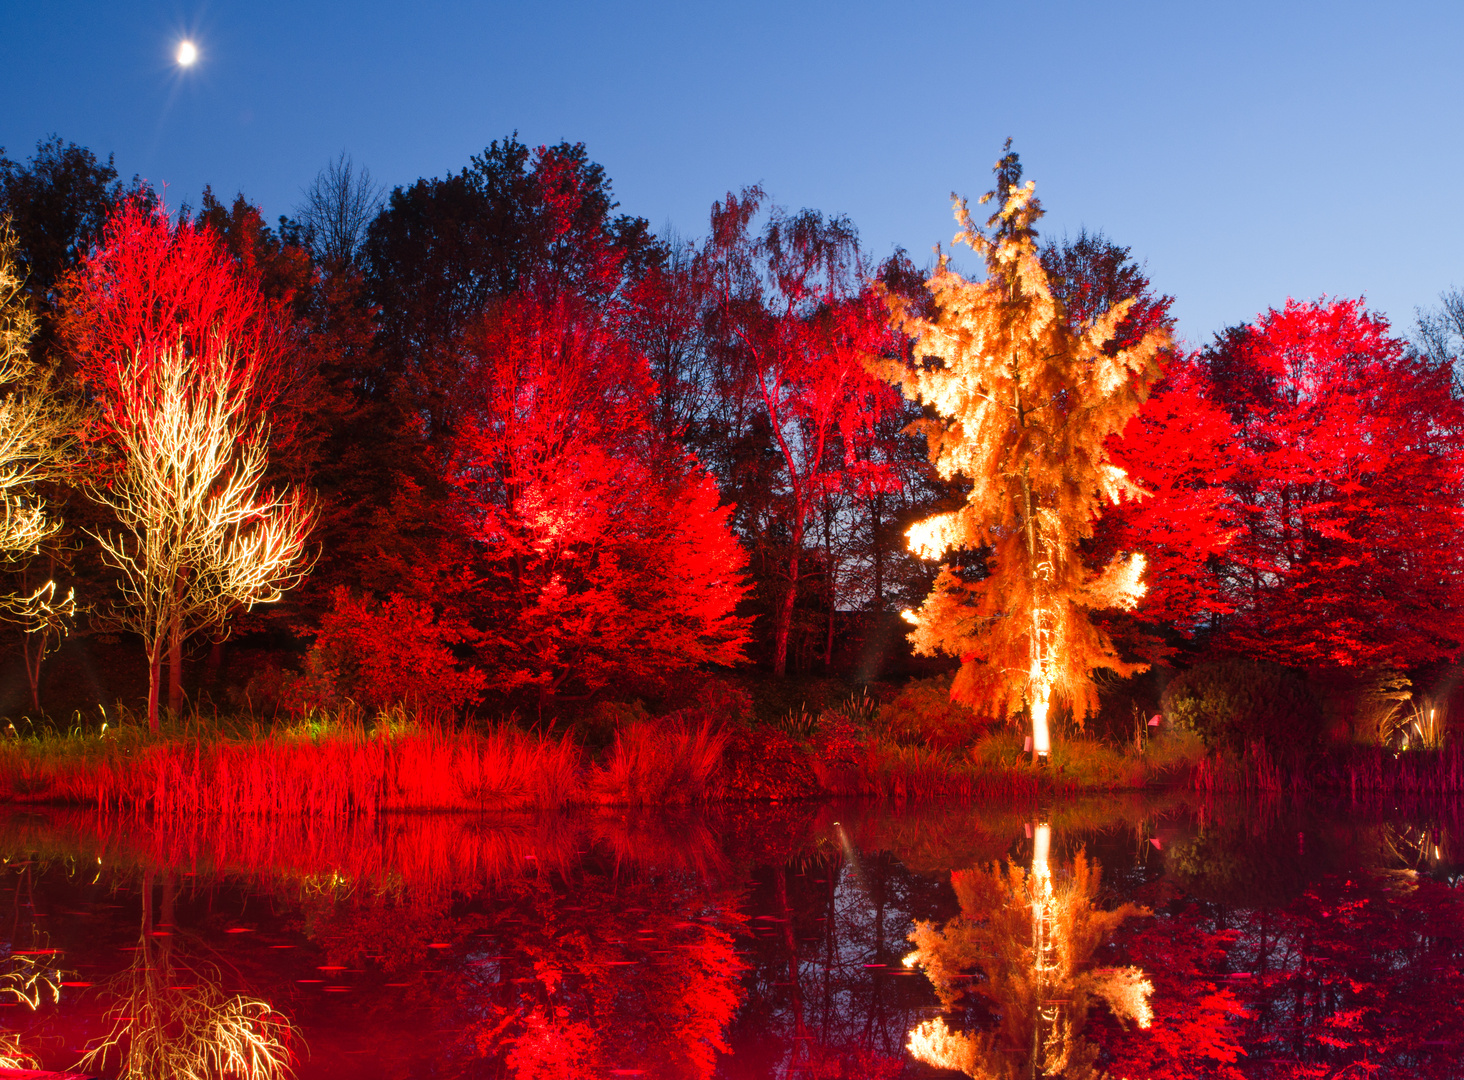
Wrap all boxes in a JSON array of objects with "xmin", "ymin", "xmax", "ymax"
[{"xmin": 0, "ymin": 793, "xmax": 1458, "ymax": 1078}]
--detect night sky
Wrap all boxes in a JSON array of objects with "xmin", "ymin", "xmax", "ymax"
[{"xmin": 7, "ymin": 0, "xmax": 1462, "ymax": 347}]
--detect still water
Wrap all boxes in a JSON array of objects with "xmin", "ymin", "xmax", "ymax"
[{"xmin": 0, "ymin": 793, "xmax": 1457, "ymax": 1079}]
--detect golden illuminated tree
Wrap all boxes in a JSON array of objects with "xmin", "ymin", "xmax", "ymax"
[
  {"xmin": 879, "ymin": 146, "xmax": 1168, "ymax": 759},
  {"xmin": 0, "ymin": 217, "xmax": 77, "ymax": 640},
  {"xmin": 68, "ymin": 203, "xmax": 313, "ymax": 729}
]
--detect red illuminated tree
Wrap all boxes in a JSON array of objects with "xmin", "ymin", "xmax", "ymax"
[
  {"xmin": 1203, "ymin": 298, "xmax": 1464, "ymax": 667},
  {"xmin": 1041, "ymin": 232, "xmax": 1239, "ymax": 643},
  {"xmin": 703, "ymin": 189, "xmax": 903, "ymax": 674},
  {"xmin": 449, "ymin": 294, "xmax": 749, "ymax": 704},
  {"xmin": 1104, "ymin": 361, "xmax": 1238, "ymax": 636},
  {"xmin": 64, "ymin": 201, "xmax": 314, "ymax": 728}
]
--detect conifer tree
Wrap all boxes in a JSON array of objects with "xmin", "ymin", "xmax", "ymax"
[{"xmin": 880, "ymin": 146, "xmax": 1168, "ymax": 759}]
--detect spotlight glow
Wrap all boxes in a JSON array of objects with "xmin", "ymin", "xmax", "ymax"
[{"xmin": 177, "ymin": 41, "xmax": 198, "ymax": 67}]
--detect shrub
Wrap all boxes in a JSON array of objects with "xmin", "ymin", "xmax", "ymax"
[
  {"xmin": 1161, "ymin": 658, "xmax": 1323, "ymax": 754},
  {"xmin": 282, "ymin": 588, "xmax": 485, "ymax": 718},
  {"xmin": 876, "ymin": 675, "xmax": 990, "ymax": 749}
]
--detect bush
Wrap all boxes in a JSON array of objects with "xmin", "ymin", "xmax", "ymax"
[
  {"xmin": 876, "ymin": 675, "xmax": 990, "ymax": 749},
  {"xmin": 281, "ymin": 588, "xmax": 485, "ymax": 718},
  {"xmin": 1161, "ymin": 658, "xmax": 1323, "ymax": 754}
]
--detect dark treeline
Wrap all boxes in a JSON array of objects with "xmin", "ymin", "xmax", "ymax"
[{"xmin": 2, "ymin": 133, "xmax": 1463, "ymax": 746}]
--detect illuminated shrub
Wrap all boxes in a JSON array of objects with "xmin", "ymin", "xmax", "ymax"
[
  {"xmin": 1162, "ymin": 658, "xmax": 1322, "ymax": 754},
  {"xmin": 284, "ymin": 587, "xmax": 484, "ymax": 717},
  {"xmin": 876, "ymin": 674, "xmax": 991, "ymax": 748}
]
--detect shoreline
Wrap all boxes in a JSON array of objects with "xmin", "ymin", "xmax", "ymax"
[{"xmin": 0, "ymin": 719, "xmax": 1457, "ymax": 814}]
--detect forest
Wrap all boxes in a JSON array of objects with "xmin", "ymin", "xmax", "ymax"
[{"xmin": 1, "ymin": 132, "xmax": 1462, "ymax": 782}]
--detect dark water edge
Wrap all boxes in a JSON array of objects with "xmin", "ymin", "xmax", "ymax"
[{"xmin": 0, "ymin": 794, "xmax": 1456, "ymax": 1078}]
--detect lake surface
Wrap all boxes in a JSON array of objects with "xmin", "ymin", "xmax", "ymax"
[{"xmin": 0, "ymin": 793, "xmax": 1458, "ymax": 1078}]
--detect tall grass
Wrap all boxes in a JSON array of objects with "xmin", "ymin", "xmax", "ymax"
[
  {"xmin": 1187, "ymin": 742, "xmax": 1464, "ymax": 795},
  {"xmin": 803, "ymin": 727, "xmax": 1206, "ymax": 801},
  {"xmin": 589, "ymin": 717, "xmax": 728, "ymax": 804},
  {"xmin": 0, "ymin": 711, "xmax": 726, "ymax": 815}
]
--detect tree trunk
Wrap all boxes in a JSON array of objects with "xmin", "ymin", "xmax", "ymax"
[
  {"xmin": 147, "ymin": 650, "xmax": 162, "ymax": 733},
  {"xmin": 871, "ymin": 495, "xmax": 884, "ymax": 610},
  {"xmin": 167, "ymin": 609, "xmax": 183, "ymax": 718},
  {"xmin": 23, "ymin": 633, "xmax": 42, "ymax": 714},
  {"xmin": 773, "ymin": 549, "xmax": 799, "ymax": 677},
  {"xmin": 206, "ymin": 639, "xmax": 225, "ymax": 688}
]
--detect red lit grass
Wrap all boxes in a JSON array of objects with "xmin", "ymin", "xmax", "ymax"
[
  {"xmin": 0, "ymin": 705, "xmax": 1219, "ymax": 814},
  {"xmin": 1191, "ymin": 742, "xmax": 1464, "ymax": 795},
  {"xmin": 0, "ymin": 714, "xmax": 730, "ymax": 814},
  {"xmin": 0, "ymin": 805, "xmax": 732, "ymax": 896}
]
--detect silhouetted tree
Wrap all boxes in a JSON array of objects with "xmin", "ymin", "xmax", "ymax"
[
  {"xmin": 296, "ymin": 152, "xmax": 382, "ymax": 269},
  {"xmin": 703, "ymin": 188, "xmax": 902, "ymax": 675}
]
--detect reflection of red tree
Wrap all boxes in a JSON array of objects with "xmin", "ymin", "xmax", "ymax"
[
  {"xmin": 464, "ymin": 872, "xmax": 746, "ymax": 1080},
  {"xmin": 1090, "ymin": 900, "xmax": 1248, "ymax": 1080}
]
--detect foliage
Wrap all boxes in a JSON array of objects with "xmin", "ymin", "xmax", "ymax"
[
  {"xmin": 703, "ymin": 188, "xmax": 904, "ymax": 674},
  {"xmin": 0, "ymin": 135, "xmax": 136, "ymax": 315},
  {"xmin": 1203, "ymin": 298, "xmax": 1464, "ymax": 667},
  {"xmin": 450, "ymin": 293, "xmax": 749, "ymax": 702},
  {"xmin": 1162, "ymin": 658, "xmax": 1324, "ymax": 754},
  {"xmin": 282, "ymin": 586, "xmax": 484, "ymax": 716},
  {"xmin": 363, "ymin": 135, "xmax": 661, "ymax": 436},
  {"xmin": 64, "ymin": 200, "xmax": 313, "ymax": 728},
  {"xmin": 0, "ymin": 217, "xmax": 77, "ymax": 624},
  {"xmin": 1103, "ymin": 357, "xmax": 1239, "ymax": 637},
  {"xmin": 874, "ymin": 673, "xmax": 989, "ymax": 748},
  {"xmin": 880, "ymin": 145, "xmax": 1168, "ymax": 733}
]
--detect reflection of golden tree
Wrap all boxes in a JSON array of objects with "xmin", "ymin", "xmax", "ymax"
[
  {"xmin": 904, "ymin": 831, "xmax": 1151, "ymax": 1078},
  {"xmin": 79, "ymin": 872, "xmax": 299, "ymax": 1080}
]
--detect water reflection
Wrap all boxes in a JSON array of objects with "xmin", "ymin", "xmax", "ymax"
[
  {"xmin": 0, "ymin": 797, "xmax": 1456, "ymax": 1077},
  {"xmin": 78, "ymin": 871, "xmax": 297, "ymax": 1080},
  {"xmin": 903, "ymin": 823, "xmax": 1151, "ymax": 1078}
]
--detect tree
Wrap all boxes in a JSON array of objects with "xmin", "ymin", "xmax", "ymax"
[
  {"xmin": 1042, "ymin": 230, "xmax": 1238, "ymax": 646},
  {"xmin": 1414, "ymin": 286, "xmax": 1464, "ymax": 385},
  {"xmin": 703, "ymin": 188, "xmax": 903, "ymax": 675},
  {"xmin": 448, "ymin": 294, "xmax": 749, "ymax": 705},
  {"xmin": 65, "ymin": 202, "xmax": 314, "ymax": 729},
  {"xmin": 879, "ymin": 146, "xmax": 1168, "ymax": 759},
  {"xmin": 0, "ymin": 136, "xmax": 135, "ymax": 315},
  {"xmin": 363, "ymin": 136, "xmax": 662, "ymax": 438},
  {"xmin": 0, "ymin": 217, "xmax": 78, "ymax": 686},
  {"xmin": 1102, "ymin": 359, "xmax": 1238, "ymax": 639},
  {"xmin": 296, "ymin": 152, "xmax": 382, "ymax": 269},
  {"xmin": 1203, "ymin": 298, "xmax": 1464, "ymax": 667}
]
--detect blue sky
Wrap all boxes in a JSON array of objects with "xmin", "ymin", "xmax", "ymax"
[{"xmin": 8, "ymin": 1, "xmax": 1462, "ymax": 347}]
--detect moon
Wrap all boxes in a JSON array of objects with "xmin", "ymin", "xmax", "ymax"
[{"xmin": 177, "ymin": 40, "xmax": 198, "ymax": 67}]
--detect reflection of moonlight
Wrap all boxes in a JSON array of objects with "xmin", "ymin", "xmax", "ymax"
[{"xmin": 177, "ymin": 40, "xmax": 198, "ymax": 66}]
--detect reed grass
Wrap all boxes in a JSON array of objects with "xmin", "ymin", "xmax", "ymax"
[
  {"xmin": 589, "ymin": 717, "xmax": 728, "ymax": 805},
  {"xmin": 1192, "ymin": 741, "xmax": 1464, "ymax": 796},
  {"xmin": 0, "ymin": 710, "xmax": 725, "ymax": 815}
]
